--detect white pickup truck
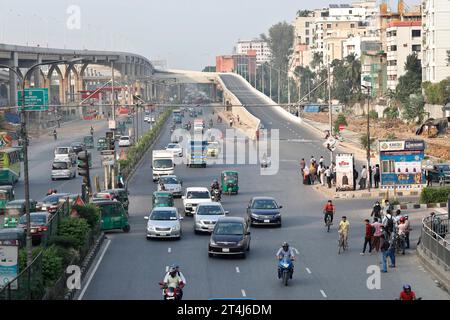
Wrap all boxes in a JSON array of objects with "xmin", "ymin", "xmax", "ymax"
[{"xmin": 152, "ymin": 150, "xmax": 174, "ymax": 181}]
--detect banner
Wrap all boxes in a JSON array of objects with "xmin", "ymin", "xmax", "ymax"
[
  {"xmin": 0, "ymin": 240, "xmax": 19, "ymax": 290},
  {"xmin": 336, "ymin": 153, "xmax": 354, "ymax": 191}
]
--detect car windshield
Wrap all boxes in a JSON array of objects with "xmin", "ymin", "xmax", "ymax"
[
  {"xmin": 19, "ymin": 214, "xmax": 47, "ymax": 225},
  {"xmin": 42, "ymin": 195, "xmax": 62, "ymax": 203},
  {"xmin": 71, "ymin": 143, "xmax": 81, "ymax": 148},
  {"xmin": 439, "ymin": 165, "xmax": 450, "ymax": 171},
  {"xmin": 167, "ymin": 144, "xmax": 179, "ymax": 149},
  {"xmin": 121, "ymin": 137, "xmax": 129, "ymax": 140},
  {"xmin": 52, "ymin": 162, "xmax": 68, "ymax": 170},
  {"xmin": 197, "ymin": 205, "xmax": 224, "ymax": 216},
  {"xmin": 224, "ymin": 173, "xmax": 238, "ymax": 180},
  {"xmin": 187, "ymin": 191, "xmax": 209, "ymax": 199},
  {"xmin": 160, "ymin": 177, "xmax": 179, "ymax": 184},
  {"xmin": 154, "ymin": 159, "xmax": 173, "ymax": 168},
  {"xmin": 155, "ymin": 197, "xmax": 171, "ymax": 204},
  {"xmin": 214, "ymin": 222, "xmax": 244, "ymax": 235},
  {"xmin": 0, "ymin": 192, "xmax": 7, "ymax": 200},
  {"xmin": 150, "ymin": 210, "xmax": 177, "ymax": 220},
  {"xmin": 55, "ymin": 148, "xmax": 69, "ymax": 154},
  {"xmin": 252, "ymin": 199, "xmax": 278, "ymax": 209}
]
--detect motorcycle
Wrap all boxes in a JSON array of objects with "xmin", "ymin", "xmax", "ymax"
[
  {"xmin": 159, "ymin": 282, "xmax": 182, "ymax": 300},
  {"xmin": 211, "ymin": 188, "xmax": 221, "ymax": 202},
  {"xmin": 260, "ymin": 157, "xmax": 271, "ymax": 168},
  {"xmin": 278, "ymin": 256, "xmax": 294, "ymax": 286}
]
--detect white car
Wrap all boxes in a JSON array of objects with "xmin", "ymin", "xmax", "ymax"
[
  {"xmin": 158, "ymin": 175, "xmax": 183, "ymax": 197},
  {"xmin": 54, "ymin": 147, "xmax": 77, "ymax": 165},
  {"xmin": 144, "ymin": 115, "xmax": 150, "ymax": 123},
  {"xmin": 165, "ymin": 143, "xmax": 183, "ymax": 157},
  {"xmin": 194, "ymin": 202, "xmax": 228, "ymax": 234},
  {"xmin": 119, "ymin": 136, "xmax": 132, "ymax": 147},
  {"xmin": 51, "ymin": 160, "xmax": 76, "ymax": 180},
  {"xmin": 182, "ymin": 187, "xmax": 212, "ymax": 216}
]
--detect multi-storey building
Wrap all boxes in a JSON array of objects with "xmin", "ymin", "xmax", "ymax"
[
  {"xmin": 422, "ymin": 0, "xmax": 450, "ymax": 83},
  {"xmin": 386, "ymin": 21, "xmax": 422, "ymax": 90},
  {"xmin": 235, "ymin": 39, "xmax": 271, "ymax": 65}
]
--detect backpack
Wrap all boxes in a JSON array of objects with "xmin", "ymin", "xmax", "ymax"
[
  {"xmin": 386, "ymin": 216, "xmax": 394, "ymax": 233},
  {"xmin": 381, "ymin": 238, "xmax": 390, "ymax": 251}
]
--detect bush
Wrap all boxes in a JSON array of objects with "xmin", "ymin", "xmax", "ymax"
[
  {"xmin": 384, "ymin": 132, "xmax": 397, "ymax": 140},
  {"xmin": 54, "ymin": 246, "xmax": 80, "ymax": 266},
  {"xmin": 420, "ymin": 186, "xmax": 450, "ymax": 204},
  {"xmin": 359, "ymin": 133, "xmax": 376, "ymax": 151},
  {"xmin": 369, "ymin": 110, "xmax": 378, "ymax": 120},
  {"xmin": 58, "ymin": 217, "xmax": 90, "ymax": 250},
  {"xmin": 72, "ymin": 204, "xmax": 100, "ymax": 229},
  {"xmin": 383, "ymin": 107, "xmax": 399, "ymax": 119},
  {"xmin": 41, "ymin": 246, "xmax": 64, "ymax": 287},
  {"xmin": 333, "ymin": 113, "xmax": 348, "ymax": 133},
  {"xmin": 49, "ymin": 235, "xmax": 78, "ymax": 249}
]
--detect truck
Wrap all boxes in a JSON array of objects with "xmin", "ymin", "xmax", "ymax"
[
  {"xmin": 152, "ymin": 150, "xmax": 175, "ymax": 181},
  {"xmin": 187, "ymin": 140, "xmax": 207, "ymax": 168},
  {"xmin": 173, "ymin": 109, "xmax": 182, "ymax": 124}
]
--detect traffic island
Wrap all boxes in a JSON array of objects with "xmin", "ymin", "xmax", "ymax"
[{"xmin": 214, "ymin": 107, "xmax": 258, "ymax": 140}]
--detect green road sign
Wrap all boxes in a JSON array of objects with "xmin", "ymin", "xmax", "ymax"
[{"xmin": 17, "ymin": 88, "xmax": 49, "ymax": 111}]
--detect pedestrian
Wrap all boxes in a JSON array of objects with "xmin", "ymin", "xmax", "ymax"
[
  {"xmin": 371, "ymin": 201, "xmax": 382, "ymax": 220},
  {"xmin": 53, "ymin": 129, "xmax": 57, "ymax": 140},
  {"xmin": 393, "ymin": 209, "xmax": 402, "ymax": 225},
  {"xmin": 300, "ymin": 158, "xmax": 306, "ymax": 176},
  {"xmin": 368, "ymin": 165, "xmax": 373, "ymax": 189},
  {"xmin": 353, "ymin": 166, "xmax": 358, "ymax": 190},
  {"xmin": 319, "ymin": 164, "xmax": 326, "ymax": 186},
  {"xmin": 426, "ymin": 170, "xmax": 432, "ymax": 187},
  {"xmin": 229, "ymin": 118, "xmax": 233, "ymax": 127},
  {"xmin": 383, "ymin": 200, "xmax": 392, "ymax": 216},
  {"xmin": 403, "ymin": 215, "xmax": 411, "ymax": 249},
  {"xmin": 325, "ymin": 166, "xmax": 332, "ymax": 188},
  {"xmin": 319, "ymin": 156, "xmax": 324, "ymax": 166},
  {"xmin": 359, "ymin": 165, "xmax": 367, "ymax": 190},
  {"xmin": 371, "ymin": 217, "xmax": 383, "ymax": 253},
  {"xmin": 380, "ymin": 225, "xmax": 395, "ymax": 273},
  {"xmin": 382, "ymin": 209, "xmax": 394, "ymax": 239},
  {"xmin": 397, "ymin": 216, "xmax": 408, "ymax": 255},
  {"xmin": 361, "ymin": 219, "xmax": 373, "ymax": 255},
  {"xmin": 374, "ymin": 164, "xmax": 380, "ymax": 188},
  {"xmin": 236, "ymin": 115, "xmax": 240, "ymax": 124},
  {"xmin": 310, "ymin": 155, "xmax": 316, "ymax": 165},
  {"xmin": 309, "ymin": 161, "xmax": 316, "ymax": 184},
  {"xmin": 303, "ymin": 166, "xmax": 310, "ymax": 185}
]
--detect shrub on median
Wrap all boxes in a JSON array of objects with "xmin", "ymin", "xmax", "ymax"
[
  {"xmin": 57, "ymin": 217, "xmax": 91, "ymax": 250},
  {"xmin": 420, "ymin": 186, "xmax": 450, "ymax": 204},
  {"xmin": 72, "ymin": 204, "xmax": 101, "ymax": 229}
]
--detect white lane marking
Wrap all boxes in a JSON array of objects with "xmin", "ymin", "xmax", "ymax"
[
  {"xmin": 241, "ymin": 289, "xmax": 247, "ymax": 297},
  {"xmin": 78, "ymin": 239, "xmax": 111, "ymax": 300},
  {"xmin": 320, "ymin": 290, "xmax": 327, "ymax": 298},
  {"xmin": 165, "ymin": 266, "xmax": 169, "ymax": 272},
  {"xmin": 168, "ymin": 247, "xmax": 171, "ymax": 253},
  {"xmin": 236, "ymin": 267, "xmax": 240, "ymax": 273},
  {"xmin": 306, "ymin": 268, "xmax": 312, "ymax": 274}
]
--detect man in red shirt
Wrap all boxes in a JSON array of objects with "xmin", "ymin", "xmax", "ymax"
[
  {"xmin": 399, "ymin": 285, "xmax": 417, "ymax": 300},
  {"xmin": 323, "ymin": 200, "xmax": 335, "ymax": 225},
  {"xmin": 360, "ymin": 219, "xmax": 373, "ymax": 255}
]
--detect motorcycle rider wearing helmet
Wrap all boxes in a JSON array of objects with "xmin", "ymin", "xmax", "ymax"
[
  {"xmin": 163, "ymin": 264, "xmax": 186, "ymax": 299},
  {"xmin": 162, "ymin": 266, "xmax": 185, "ymax": 300},
  {"xmin": 276, "ymin": 242, "xmax": 295, "ymax": 278},
  {"xmin": 210, "ymin": 179, "xmax": 221, "ymax": 193},
  {"xmin": 399, "ymin": 284, "xmax": 417, "ymax": 300}
]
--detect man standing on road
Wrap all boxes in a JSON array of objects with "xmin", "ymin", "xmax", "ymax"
[
  {"xmin": 229, "ymin": 118, "xmax": 233, "ymax": 127},
  {"xmin": 53, "ymin": 129, "xmax": 57, "ymax": 140},
  {"xmin": 374, "ymin": 164, "xmax": 380, "ymax": 188},
  {"xmin": 371, "ymin": 217, "xmax": 383, "ymax": 253},
  {"xmin": 300, "ymin": 158, "xmax": 306, "ymax": 175},
  {"xmin": 325, "ymin": 166, "xmax": 332, "ymax": 188},
  {"xmin": 338, "ymin": 216, "xmax": 350, "ymax": 248},
  {"xmin": 380, "ymin": 226, "xmax": 395, "ymax": 273},
  {"xmin": 359, "ymin": 165, "xmax": 367, "ymax": 190},
  {"xmin": 361, "ymin": 219, "xmax": 373, "ymax": 255}
]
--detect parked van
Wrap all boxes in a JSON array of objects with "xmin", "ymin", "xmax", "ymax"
[{"xmin": 51, "ymin": 160, "xmax": 76, "ymax": 180}]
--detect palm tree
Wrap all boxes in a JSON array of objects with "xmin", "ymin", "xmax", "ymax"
[
  {"xmin": 310, "ymin": 52, "xmax": 323, "ymax": 70},
  {"xmin": 345, "ymin": 53, "xmax": 361, "ymax": 93}
]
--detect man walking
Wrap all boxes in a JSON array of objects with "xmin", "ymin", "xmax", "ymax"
[
  {"xmin": 374, "ymin": 164, "xmax": 380, "ymax": 188},
  {"xmin": 380, "ymin": 226, "xmax": 395, "ymax": 273},
  {"xmin": 371, "ymin": 217, "xmax": 383, "ymax": 253},
  {"xmin": 359, "ymin": 165, "xmax": 367, "ymax": 190},
  {"xmin": 325, "ymin": 166, "xmax": 332, "ymax": 188},
  {"xmin": 361, "ymin": 219, "xmax": 373, "ymax": 255},
  {"xmin": 300, "ymin": 158, "xmax": 306, "ymax": 176}
]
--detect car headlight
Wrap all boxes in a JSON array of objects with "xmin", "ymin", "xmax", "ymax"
[
  {"xmin": 186, "ymin": 203, "xmax": 192, "ymax": 207},
  {"xmin": 251, "ymin": 213, "xmax": 260, "ymax": 218},
  {"xmin": 147, "ymin": 226, "xmax": 155, "ymax": 231},
  {"xmin": 172, "ymin": 225, "xmax": 180, "ymax": 231},
  {"xmin": 210, "ymin": 239, "xmax": 217, "ymax": 246},
  {"xmin": 274, "ymin": 213, "xmax": 281, "ymax": 218},
  {"xmin": 238, "ymin": 239, "xmax": 246, "ymax": 246}
]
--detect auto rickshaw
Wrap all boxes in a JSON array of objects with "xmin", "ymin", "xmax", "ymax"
[
  {"xmin": 152, "ymin": 191, "xmax": 174, "ymax": 208},
  {"xmin": 0, "ymin": 185, "xmax": 15, "ymax": 214},
  {"xmin": 97, "ymin": 137, "xmax": 107, "ymax": 151},
  {"xmin": 221, "ymin": 171, "xmax": 239, "ymax": 195},
  {"xmin": 83, "ymin": 135, "xmax": 94, "ymax": 149},
  {"xmin": 92, "ymin": 200, "xmax": 130, "ymax": 233},
  {"xmin": 3, "ymin": 199, "xmax": 37, "ymax": 228}
]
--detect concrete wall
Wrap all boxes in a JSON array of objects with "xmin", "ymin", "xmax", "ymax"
[{"xmin": 424, "ymin": 103, "xmax": 445, "ymax": 119}]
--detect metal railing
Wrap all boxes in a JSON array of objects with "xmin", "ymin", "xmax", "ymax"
[
  {"xmin": 40, "ymin": 198, "xmax": 71, "ymax": 247},
  {"xmin": 420, "ymin": 214, "xmax": 450, "ymax": 270}
]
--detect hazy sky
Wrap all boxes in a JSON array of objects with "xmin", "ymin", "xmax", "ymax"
[{"xmin": 0, "ymin": 0, "xmax": 419, "ymax": 70}]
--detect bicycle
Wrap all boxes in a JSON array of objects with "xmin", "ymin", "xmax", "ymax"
[
  {"xmin": 325, "ymin": 213, "xmax": 332, "ymax": 233},
  {"xmin": 338, "ymin": 231, "xmax": 348, "ymax": 254}
]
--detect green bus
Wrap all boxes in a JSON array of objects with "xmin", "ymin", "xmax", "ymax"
[{"xmin": 0, "ymin": 148, "xmax": 22, "ymax": 185}]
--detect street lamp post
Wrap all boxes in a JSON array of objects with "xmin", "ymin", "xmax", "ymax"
[
  {"xmin": 1, "ymin": 58, "xmax": 82, "ymax": 268},
  {"xmin": 362, "ymin": 84, "xmax": 371, "ymax": 191}
]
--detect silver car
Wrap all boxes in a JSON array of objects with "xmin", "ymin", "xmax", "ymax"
[
  {"xmin": 194, "ymin": 202, "xmax": 228, "ymax": 234},
  {"xmin": 145, "ymin": 207, "xmax": 183, "ymax": 239},
  {"xmin": 51, "ymin": 160, "xmax": 76, "ymax": 180},
  {"xmin": 158, "ymin": 175, "xmax": 183, "ymax": 198}
]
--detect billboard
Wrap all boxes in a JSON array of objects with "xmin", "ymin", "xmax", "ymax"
[
  {"xmin": 0, "ymin": 240, "xmax": 19, "ymax": 290},
  {"xmin": 335, "ymin": 153, "xmax": 354, "ymax": 191}
]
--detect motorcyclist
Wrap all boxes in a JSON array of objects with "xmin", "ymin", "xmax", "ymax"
[
  {"xmin": 276, "ymin": 242, "xmax": 295, "ymax": 279},
  {"xmin": 159, "ymin": 179, "xmax": 166, "ymax": 191},
  {"xmin": 210, "ymin": 179, "xmax": 221, "ymax": 200},
  {"xmin": 323, "ymin": 200, "xmax": 335, "ymax": 225},
  {"xmin": 53, "ymin": 129, "xmax": 57, "ymax": 140},
  {"xmin": 209, "ymin": 118, "xmax": 213, "ymax": 128},
  {"xmin": 47, "ymin": 189, "xmax": 57, "ymax": 196},
  {"xmin": 163, "ymin": 264, "xmax": 186, "ymax": 299},
  {"xmin": 399, "ymin": 284, "xmax": 417, "ymax": 300},
  {"xmin": 371, "ymin": 201, "xmax": 382, "ymax": 220},
  {"xmin": 90, "ymin": 126, "xmax": 94, "ymax": 136},
  {"xmin": 162, "ymin": 266, "xmax": 185, "ymax": 300}
]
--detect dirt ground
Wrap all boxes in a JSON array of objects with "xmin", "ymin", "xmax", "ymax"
[{"xmin": 303, "ymin": 112, "xmax": 450, "ymax": 160}]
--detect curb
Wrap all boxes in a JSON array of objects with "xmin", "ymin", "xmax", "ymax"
[{"xmin": 394, "ymin": 203, "xmax": 448, "ymax": 211}]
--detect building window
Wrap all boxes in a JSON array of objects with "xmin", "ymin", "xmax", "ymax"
[
  {"xmin": 350, "ymin": 23, "xmax": 355, "ymax": 28},
  {"xmin": 411, "ymin": 30, "xmax": 421, "ymax": 38},
  {"xmin": 306, "ymin": 38, "xmax": 310, "ymax": 45},
  {"xmin": 327, "ymin": 24, "xmax": 331, "ymax": 29},
  {"xmin": 412, "ymin": 44, "xmax": 421, "ymax": 52},
  {"xmin": 305, "ymin": 22, "xmax": 310, "ymax": 28},
  {"xmin": 390, "ymin": 45, "xmax": 397, "ymax": 52},
  {"xmin": 388, "ymin": 60, "xmax": 397, "ymax": 66},
  {"xmin": 349, "ymin": 10, "xmax": 352, "ymax": 14},
  {"xmin": 306, "ymin": 29, "xmax": 309, "ymax": 35},
  {"xmin": 382, "ymin": 160, "xmax": 395, "ymax": 173}
]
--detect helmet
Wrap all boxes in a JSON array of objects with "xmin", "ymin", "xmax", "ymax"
[
  {"xmin": 169, "ymin": 266, "xmax": 177, "ymax": 274},
  {"xmin": 282, "ymin": 242, "xmax": 289, "ymax": 249},
  {"xmin": 403, "ymin": 284, "xmax": 411, "ymax": 291},
  {"xmin": 400, "ymin": 217, "xmax": 406, "ymax": 223}
]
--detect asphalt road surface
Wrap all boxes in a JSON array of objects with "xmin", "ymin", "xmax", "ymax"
[{"xmin": 76, "ymin": 74, "xmax": 449, "ymax": 300}]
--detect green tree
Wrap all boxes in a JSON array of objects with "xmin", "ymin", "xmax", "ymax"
[
  {"xmin": 263, "ymin": 22, "xmax": 294, "ymax": 70},
  {"xmin": 297, "ymin": 10, "xmax": 312, "ymax": 17},
  {"xmin": 395, "ymin": 53, "xmax": 422, "ymax": 105},
  {"xmin": 294, "ymin": 66, "xmax": 315, "ymax": 101},
  {"xmin": 334, "ymin": 113, "xmax": 348, "ymax": 133},
  {"xmin": 310, "ymin": 52, "xmax": 323, "ymax": 70},
  {"xmin": 359, "ymin": 133, "xmax": 376, "ymax": 152},
  {"xmin": 345, "ymin": 53, "xmax": 361, "ymax": 93},
  {"xmin": 402, "ymin": 93, "xmax": 425, "ymax": 123}
]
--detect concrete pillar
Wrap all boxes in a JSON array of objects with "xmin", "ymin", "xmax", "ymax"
[
  {"xmin": 33, "ymin": 55, "xmax": 42, "ymax": 88},
  {"xmin": 59, "ymin": 77, "xmax": 67, "ymax": 105},
  {"xmin": 9, "ymin": 51, "xmax": 18, "ymax": 106},
  {"xmin": 121, "ymin": 63, "xmax": 126, "ymax": 78}
]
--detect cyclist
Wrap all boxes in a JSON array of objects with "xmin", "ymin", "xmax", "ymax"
[
  {"xmin": 323, "ymin": 200, "xmax": 335, "ymax": 225},
  {"xmin": 90, "ymin": 126, "xmax": 94, "ymax": 136},
  {"xmin": 399, "ymin": 284, "xmax": 417, "ymax": 300},
  {"xmin": 338, "ymin": 216, "xmax": 350, "ymax": 248}
]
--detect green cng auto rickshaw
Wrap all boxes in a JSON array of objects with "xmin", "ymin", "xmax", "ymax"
[
  {"xmin": 97, "ymin": 137, "xmax": 107, "ymax": 151},
  {"xmin": 0, "ymin": 185, "xmax": 15, "ymax": 214},
  {"xmin": 83, "ymin": 135, "xmax": 94, "ymax": 149},
  {"xmin": 221, "ymin": 171, "xmax": 239, "ymax": 195},
  {"xmin": 3, "ymin": 199, "xmax": 37, "ymax": 228},
  {"xmin": 93, "ymin": 200, "xmax": 130, "ymax": 233},
  {"xmin": 152, "ymin": 191, "xmax": 174, "ymax": 208}
]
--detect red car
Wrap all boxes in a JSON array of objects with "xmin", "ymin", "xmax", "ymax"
[{"xmin": 18, "ymin": 212, "xmax": 51, "ymax": 245}]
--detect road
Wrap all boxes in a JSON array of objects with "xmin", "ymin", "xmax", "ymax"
[{"xmin": 79, "ymin": 74, "xmax": 449, "ymax": 300}]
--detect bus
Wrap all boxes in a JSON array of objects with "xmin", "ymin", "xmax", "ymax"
[
  {"xmin": 173, "ymin": 109, "xmax": 182, "ymax": 124},
  {"xmin": 0, "ymin": 148, "xmax": 22, "ymax": 185}
]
